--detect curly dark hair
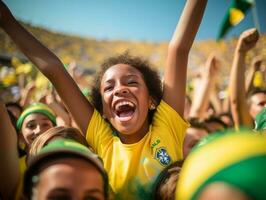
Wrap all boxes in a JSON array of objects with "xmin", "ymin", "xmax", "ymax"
[{"xmin": 90, "ymin": 52, "xmax": 163, "ymax": 115}]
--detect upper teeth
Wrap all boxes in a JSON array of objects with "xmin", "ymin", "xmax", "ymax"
[{"xmin": 115, "ymin": 101, "xmax": 134, "ymax": 110}]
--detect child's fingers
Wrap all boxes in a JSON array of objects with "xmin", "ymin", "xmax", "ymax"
[
  {"xmin": 243, "ymin": 28, "xmax": 259, "ymax": 43},
  {"xmin": 238, "ymin": 28, "xmax": 259, "ymax": 51}
]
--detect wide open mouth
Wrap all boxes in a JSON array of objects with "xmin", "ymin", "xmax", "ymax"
[{"xmin": 114, "ymin": 101, "xmax": 136, "ymax": 120}]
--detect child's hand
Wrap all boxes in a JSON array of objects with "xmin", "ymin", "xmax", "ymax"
[{"xmin": 237, "ymin": 28, "xmax": 259, "ymax": 52}]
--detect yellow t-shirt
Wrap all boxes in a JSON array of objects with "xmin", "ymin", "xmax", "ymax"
[
  {"xmin": 15, "ymin": 156, "xmax": 26, "ymax": 200},
  {"xmin": 86, "ymin": 100, "xmax": 189, "ymax": 199}
]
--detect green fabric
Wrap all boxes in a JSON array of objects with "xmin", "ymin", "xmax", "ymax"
[
  {"xmin": 41, "ymin": 139, "xmax": 92, "ymax": 156},
  {"xmin": 192, "ymin": 155, "xmax": 266, "ymax": 200},
  {"xmin": 33, "ymin": 139, "xmax": 104, "ymax": 175},
  {"xmin": 16, "ymin": 103, "xmax": 56, "ymax": 131},
  {"xmin": 254, "ymin": 108, "xmax": 266, "ymax": 131},
  {"xmin": 217, "ymin": 0, "xmax": 253, "ymax": 40}
]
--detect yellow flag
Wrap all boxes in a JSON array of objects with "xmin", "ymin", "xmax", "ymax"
[
  {"xmin": 229, "ymin": 8, "xmax": 245, "ymax": 26},
  {"xmin": 253, "ymin": 71, "xmax": 264, "ymax": 88},
  {"xmin": 217, "ymin": 0, "xmax": 253, "ymax": 40}
]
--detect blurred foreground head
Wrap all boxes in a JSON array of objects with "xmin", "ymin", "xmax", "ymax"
[
  {"xmin": 176, "ymin": 131, "xmax": 266, "ymax": 200},
  {"xmin": 24, "ymin": 139, "xmax": 108, "ymax": 200}
]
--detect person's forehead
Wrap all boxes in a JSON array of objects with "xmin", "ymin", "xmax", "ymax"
[
  {"xmin": 102, "ymin": 64, "xmax": 142, "ymax": 81},
  {"xmin": 36, "ymin": 158, "xmax": 104, "ymax": 193},
  {"xmin": 251, "ymin": 93, "xmax": 266, "ymax": 102}
]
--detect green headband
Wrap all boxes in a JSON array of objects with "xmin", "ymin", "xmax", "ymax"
[
  {"xmin": 176, "ymin": 131, "xmax": 266, "ymax": 200},
  {"xmin": 36, "ymin": 139, "xmax": 103, "ymax": 172},
  {"xmin": 16, "ymin": 103, "xmax": 56, "ymax": 131}
]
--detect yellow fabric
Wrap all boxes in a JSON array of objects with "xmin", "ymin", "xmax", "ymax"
[
  {"xmin": 15, "ymin": 156, "xmax": 27, "ymax": 200},
  {"xmin": 176, "ymin": 133, "xmax": 266, "ymax": 200},
  {"xmin": 86, "ymin": 100, "xmax": 188, "ymax": 199}
]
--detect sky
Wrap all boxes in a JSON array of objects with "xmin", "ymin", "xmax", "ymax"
[{"xmin": 3, "ymin": 0, "xmax": 266, "ymax": 42}]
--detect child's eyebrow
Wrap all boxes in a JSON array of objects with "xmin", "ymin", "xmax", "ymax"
[
  {"xmin": 104, "ymin": 74, "xmax": 140, "ymax": 83},
  {"xmin": 124, "ymin": 74, "xmax": 141, "ymax": 79},
  {"xmin": 103, "ymin": 79, "xmax": 114, "ymax": 84},
  {"xmin": 25, "ymin": 119, "xmax": 37, "ymax": 124}
]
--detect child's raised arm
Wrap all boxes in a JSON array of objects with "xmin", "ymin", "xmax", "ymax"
[
  {"xmin": 0, "ymin": 100, "xmax": 19, "ymax": 199},
  {"xmin": 189, "ymin": 54, "xmax": 219, "ymax": 119},
  {"xmin": 163, "ymin": 0, "xmax": 207, "ymax": 117},
  {"xmin": 229, "ymin": 28, "xmax": 259, "ymax": 129},
  {"xmin": 0, "ymin": 1, "xmax": 93, "ymax": 135}
]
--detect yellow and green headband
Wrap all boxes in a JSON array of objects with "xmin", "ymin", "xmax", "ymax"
[
  {"xmin": 16, "ymin": 103, "xmax": 56, "ymax": 131},
  {"xmin": 176, "ymin": 131, "xmax": 266, "ymax": 200}
]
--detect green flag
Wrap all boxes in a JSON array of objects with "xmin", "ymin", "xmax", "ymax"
[{"xmin": 217, "ymin": 0, "xmax": 254, "ymax": 40}]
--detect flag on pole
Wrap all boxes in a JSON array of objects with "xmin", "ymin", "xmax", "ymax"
[{"xmin": 217, "ymin": 0, "xmax": 254, "ymax": 40}]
